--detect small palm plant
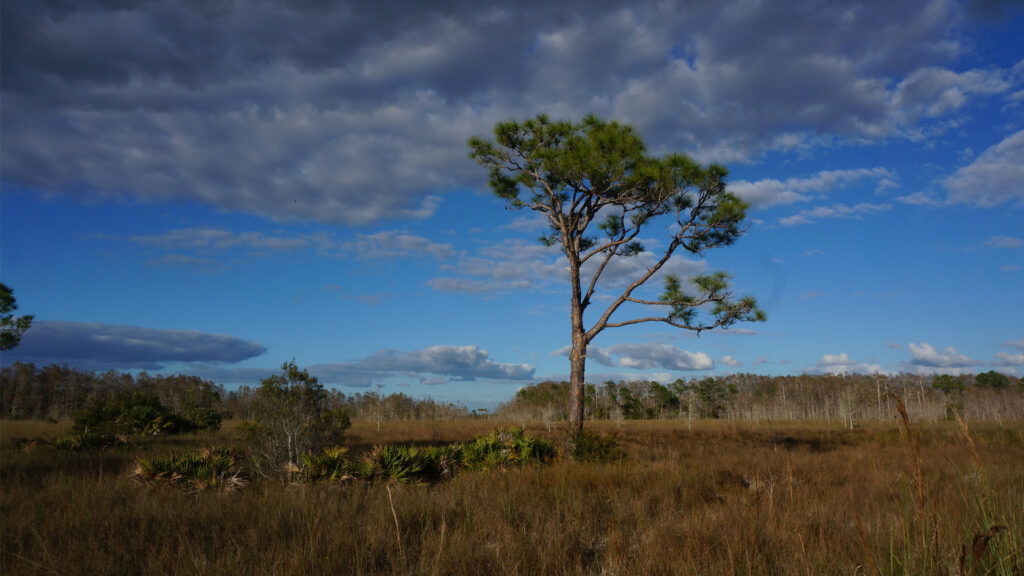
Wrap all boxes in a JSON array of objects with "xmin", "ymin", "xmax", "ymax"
[
  {"xmin": 300, "ymin": 446, "xmax": 353, "ymax": 483},
  {"xmin": 417, "ymin": 444, "xmax": 462, "ymax": 482},
  {"xmin": 360, "ymin": 444, "xmax": 426, "ymax": 484},
  {"xmin": 126, "ymin": 447, "xmax": 247, "ymax": 493},
  {"xmin": 460, "ymin": 427, "xmax": 557, "ymax": 471}
]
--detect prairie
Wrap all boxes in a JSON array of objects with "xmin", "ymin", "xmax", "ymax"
[{"xmin": 2, "ymin": 418, "xmax": 1022, "ymax": 575}]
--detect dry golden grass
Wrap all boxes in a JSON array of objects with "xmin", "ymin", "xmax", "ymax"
[{"xmin": 2, "ymin": 418, "xmax": 1022, "ymax": 575}]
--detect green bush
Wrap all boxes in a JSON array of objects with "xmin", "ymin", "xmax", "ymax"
[
  {"xmin": 73, "ymin": 391, "xmax": 222, "ymax": 439},
  {"xmin": 300, "ymin": 446, "xmax": 353, "ymax": 482},
  {"xmin": 244, "ymin": 361, "xmax": 351, "ymax": 471},
  {"xmin": 460, "ymin": 427, "xmax": 557, "ymax": 471},
  {"xmin": 359, "ymin": 444, "xmax": 429, "ymax": 484}
]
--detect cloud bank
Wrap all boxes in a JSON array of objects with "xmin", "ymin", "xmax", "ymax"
[
  {"xmin": 309, "ymin": 345, "xmax": 535, "ymax": 387},
  {"xmin": 3, "ymin": 0, "xmax": 1018, "ymax": 225},
  {"xmin": 3, "ymin": 321, "xmax": 266, "ymax": 371}
]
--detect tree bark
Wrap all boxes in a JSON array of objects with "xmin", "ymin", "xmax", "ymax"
[
  {"xmin": 567, "ymin": 331, "xmax": 586, "ymax": 457},
  {"xmin": 566, "ymin": 245, "xmax": 588, "ymax": 458}
]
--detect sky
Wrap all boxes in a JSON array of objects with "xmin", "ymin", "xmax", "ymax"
[{"xmin": 2, "ymin": 0, "xmax": 1023, "ymax": 409}]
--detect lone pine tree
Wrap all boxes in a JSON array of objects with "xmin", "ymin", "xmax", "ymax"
[{"xmin": 469, "ymin": 115, "xmax": 765, "ymax": 455}]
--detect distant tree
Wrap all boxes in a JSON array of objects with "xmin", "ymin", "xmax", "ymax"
[
  {"xmin": 0, "ymin": 283, "xmax": 34, "ymax": 350},
  {"xmin": 245, "ymin": 361, "xmax": 351, "ymax": 472},
  {"xmin": 931, "ymin": 374, "xmax": 965, "ymax": 395},
  {"xmin": 73, "ymin": 391, "xmax": 216, "ymax": 438},
  {"xmin": 647, "ymin": 381, "xmax": 680, "ymax": 417},
  {"xmin": 691, "ymin": 376, "xmax": 737, "ymax": 418},
  {"xmin": 469, "ymin": 115, "xmax": 764, "ymax": 452},
  {"xmin": 975, "ymin": 370, "xmax": 1010, "ymax": 389}
]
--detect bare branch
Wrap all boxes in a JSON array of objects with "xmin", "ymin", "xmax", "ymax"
[
  {"xmin": 584, "ymin": 237, "xmax": 682, "ymax": 342},
  {"xmin": 602, "ymin": 316, "xmax": 728, "ymax": 333}
]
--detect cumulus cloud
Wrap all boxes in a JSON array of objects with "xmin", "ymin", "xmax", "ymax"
[
  {"xmin": 720, "ymin": 355, "xmax": 741, "ymax": 367},
  {"xmin": 778, "ymin": 203, "xmax": 891, "ymax": 226},
  {"xmin": 2, "ymin": 321, "xmax": 266, "ymax": 371},
  {"xmin": 2, "ymin": 1, "xmax": 1017, "ymax": 225},
  {"xmin": 1004, "ymin": 338, "xmax": 1024, "ymax": 351},
  {"xmin": 906, "ymin": 342, "xmax": 977, "ymax": 374},
  {"xmin": 308, "ymin": 344, "xmax": 534, "ymax": 387},
  {"xmin": 552, "ymin": 343, "xmax": 713, "ymax": 372},
  {"xmin": 812, "ymin": 352, "xmax": 888, "ymax": 375},
  {"xmin": 730, "ymin": 168, "xmax": 895, "ymax": 209},
  {"xmin": 943, "ymin": 130, "xmax": 1024, "ymax": 207}
]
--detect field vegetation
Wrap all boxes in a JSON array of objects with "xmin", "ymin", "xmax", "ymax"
[{"xmin": 2, "ymin": 411, "xmax": 1022, "ymax": 575}]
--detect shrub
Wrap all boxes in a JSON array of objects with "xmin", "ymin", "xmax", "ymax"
[
  {"xmin": 359, "ymin": 444, "xmax": 429, "ymax": 484},
  {"xmin": 300, "ymin": 446, "xmax": 353, "ymax": 482},
  {"xmin": 571, "ymin": 430, "xmax": 625, "ymax": 463},
  {"xmin": 244, "ymin": 361, "xmax": 351, "ymax": 473},
  {"xmin": 126, "ymin": 447, "xmax": 248, "ymax": 492},
  {"xmin": 460, "ymin": 427, "xmax": 557, "ymax": 471},
  {"xmin": 73, "ymin": 390, "xmax": 223, "ymax": 440}
]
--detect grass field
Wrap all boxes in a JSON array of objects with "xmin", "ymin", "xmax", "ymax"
[{"xmin": 2, "ymin": 417, "xmax": 1022, "ymax": 575}]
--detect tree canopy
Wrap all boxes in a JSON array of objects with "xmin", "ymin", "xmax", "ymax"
[{"xmin": 1, "ymin": 283, "xmax": 34, "ymax": 351}]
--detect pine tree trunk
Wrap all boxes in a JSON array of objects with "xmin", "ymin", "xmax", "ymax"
[
  {"xmin": 566, "ymin": 316, "xmax": 589, "ymax": 460},
  {"xmin": 566, "ymin": 249, "xmax": 587, "ymax": 459}
]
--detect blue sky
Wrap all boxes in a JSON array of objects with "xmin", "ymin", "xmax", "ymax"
[{"xmin": 2, "ymin": 0, "xmax": 1023, "ymax": 408}]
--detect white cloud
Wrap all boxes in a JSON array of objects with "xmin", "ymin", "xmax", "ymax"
[
  {"xmin": 907, "ymin": 342, "xmax": 977, "ymax": 370},
  {"xmin": 778, "ymin": 203, "xmax": 891, "ymax": 226},
  {"xmin": 551, "ymin": 342, "xmax": 713, "ymax": 372},
  {"xmin": 731, "ymin": 167, "xmax": 895, "ymax": 209},
  {"xmin": 339, "ymin": 231, "xmax": 455, "ymax": 260},
  {"xmin": 549, "ymin": 345, "xmax": 617, "ymax": 367},
  {"xmin": 943, "ymin": 130, "xmax": 1024, "ymax": 207},
  {"xmin": 611, "ymin": 343, "xmax": 714, "ymax": 371},
  {"xmin": 995, "ymin": 351, "xmax": 1024, "ymax": 366},
  {"xmin": 720, "ymin": 355, "xmax": 741, "ymax": 367},
  {"xmin": 812, "ymin": 352, "xmax": 889, "ymax": 375},
  {"xmin": 1004, "ymin": 338, "xmax": 1024, "ymax": 351},
  {"xmin": 310, "ymin": 344, "xmax": 534, "ymax": 387}
]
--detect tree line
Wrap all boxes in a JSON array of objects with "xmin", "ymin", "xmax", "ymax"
[
  {"xmin": 499, "ymin": 371, "xmax": 1024, "ymax": 426},
  {"xmin": 0, "ymin": 363, "xmax": 470, "ymax": 423},
  {"xmin": 4, "ymin": 362, "xmax": 1022, "ymax": 427}
]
